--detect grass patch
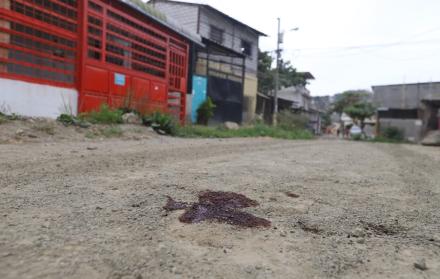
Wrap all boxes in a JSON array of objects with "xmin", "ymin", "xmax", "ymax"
[
  {"xmin": 176, "ymin": 124, "xmax": 314, "ymax": 140},
  {"xmin": 32, "ymin": 123, "xmax": 55, "ymax": 135},
  {"xmin": 80, "ymin": 105, "xmax": 123, "ymax": 125},
  {"xmin": 101, "ymin": 126, "xmax": 123, "ymax": 138},
  {"xmin": 84, "ymin": 126, "xmax": 124, "ymax": 138}
]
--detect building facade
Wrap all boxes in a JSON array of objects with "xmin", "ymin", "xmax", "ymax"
[
  {"xmin": 0, "ymin": 0, "xmax": 201, "ymax": 123},
  {"xmin": 373, "ymin": 82, "xmax": 440, "ymax": 142},
  {"xmin": 149, "ymin": 0, "xmax": 265, "ymax": 123}
]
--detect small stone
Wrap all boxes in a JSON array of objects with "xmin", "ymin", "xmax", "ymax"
[
  {"xmin": 87, "ymin": 147, "xmax": 98, "ymax": 151},
  {"xmin": 280, "ymin": 231, "xmax": 287, "ymax": 237},
  {"xmin": 357, "ymin": 238, "xmax": 366, "ymax": 244},
  {"xmin": 224, "ymin": 121, "xmax": 240, "ymax": 130},
  {"xmin": 27, "ymin": 134, "xmax": 38, "ymax": 138},
  {"xmin": 15, "ymin": 129, "xmax": 25, "ymax": 136},
  {"xmin": 122, "ymin": 113, "xmax": 142, "ymax": 125},
  {"xmin": 414, "ymin": 259, "xmax": 428, "ymax": 271},
  {"xmin": 96, "ymin": 206, "xmax": 103, "ymax": 210},
  {"xmin": 352, "ymin": 227, "xmax": 366, "ymax": 238}
]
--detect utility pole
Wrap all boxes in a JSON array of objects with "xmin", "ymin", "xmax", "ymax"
[{"xmin": 273, "ymin": 18, "xmax": 281, "ymax": 126}]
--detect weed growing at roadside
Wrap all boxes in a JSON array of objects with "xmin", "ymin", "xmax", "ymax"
[
  {"xmin": 142, "ymin": 112, "xmax": 177, "ymax": 135},
  {"xmin": 176, "ymin": 124, "xmax": 313, "ymax": 140},
  {"xmin": 101, "ymin": 126, "xmax": 123, "ymax": 138},
  {"xmin": 80, "ymin": 104, "xmax": 123, "ymax": 124},
  {"xmin": 32, "ymin": 123, "xmax": 55, "ymax": 135}
]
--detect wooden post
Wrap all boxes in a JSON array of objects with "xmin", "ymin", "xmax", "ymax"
[{"xmin": 0, "ymin": 1, "xmax": 10, "ymax": 73}]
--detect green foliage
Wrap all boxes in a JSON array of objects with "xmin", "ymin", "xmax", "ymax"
[
  {"xmin": 351, "ymin": 134, "xmax": 362, "ymax": 141},
  {"xmin": 344, "ymin": 102, "xmax": 375, "ymax": 129},
  {"xmin": 0, "ymin": 111, "xmax": 6, "ymax": 124},
  {"xmin": 100, "ymin": 126, "xmax": 123, "ymax": 138},
  {"xmin": 257, "ymin": 50, "xmax": 310, "ymax": 95},
  {"xmin": 277, "ymin": 110, "xmax": 309, "ymax": 130},
  {"xmin": 197, "ymin": 97, "xmax": 216, "ymax": 126},
  {"xmin": 321, "ymin": 112, "xmax": 332, "ymax": 127},
  {"xmin": 143, "ymin": 112, "xmax": 177, "ymax": 135},
  {"xmin": 380, "ymin": 127, "xmax": 405, "ymax": 142},
  {"xmin": 81, "ymin": 104, "xmax": 123, "ymax": 125},
  {"xmin": 332, "ymin": 90, "xmax": 371, "ymax": 115},
  {"xmin": 176, "ymin": 124, "xmax": 313, "ymax": 140}
]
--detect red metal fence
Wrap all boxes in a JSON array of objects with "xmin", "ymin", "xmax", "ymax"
[{"xmin": 0, "ymin": 0, "xmax": 189, "ymax": 123}]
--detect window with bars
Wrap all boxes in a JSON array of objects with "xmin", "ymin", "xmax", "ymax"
[
  {"xmin": 86, "ymin": 1, "xmax": 169, "ymax": 79},
  {"xmin": 209, "ymin": 25, "xmax": 224, "ymax": 44},
  {"xmin": 0, "ymin": 0, "xmax": 78, "ymax": 85}
]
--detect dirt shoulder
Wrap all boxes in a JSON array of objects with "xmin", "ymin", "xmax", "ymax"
[{"xmin": 0, "ymin": 136, "xmax": 439, "ymax": 278}]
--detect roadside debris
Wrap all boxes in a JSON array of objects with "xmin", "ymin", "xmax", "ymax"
[
  {"xmin": 163, "ymin": 191, "xmax": 271, "ymax": 228},
  {"xmin": 284, "ymin": 192, "xmax": 300, "ymax": 198}
]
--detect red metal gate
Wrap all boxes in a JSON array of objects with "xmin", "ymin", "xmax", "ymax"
[
  {"xmin": 1, "ymin": 0, "xmax": 190, "ymax": 123},
  {"xmin": 0, "ymin": 0, "xmax": 79, "ymax": 88},
  {"xmin": 79, "ymin": 0, "xmax": 189, "ymax": 123}
]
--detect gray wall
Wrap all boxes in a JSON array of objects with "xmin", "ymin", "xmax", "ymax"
[
  {"xmin": 151, "ymin": 1, "xmax": 260, "ymax": 75},
  {"xmin": 198, "ymin": 7, "xmax": 259, "ymax": 75},
  {"xmin": 379, "ymin": 119, "xmax": 423, "ymax": 142},
  {"xmin": 373, "ymin": 83, "xmax": 440, "ymax": 109}
]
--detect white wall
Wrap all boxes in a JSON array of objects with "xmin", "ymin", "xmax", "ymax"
[{"xmin": 0, "ymin": 78, "xmax": 78, "ymax": 118}]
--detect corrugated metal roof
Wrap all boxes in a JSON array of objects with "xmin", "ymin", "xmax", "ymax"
[
  {"xmin": 119, "ymin": 0, "xmax": 204, "ymax": 46},
  {"xmin": 149, "ymin": 0, "xmax": 267, "ymax": 36}
]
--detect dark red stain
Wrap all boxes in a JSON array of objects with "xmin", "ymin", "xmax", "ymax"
[
  {"xmin": 163, "ymin": 191, "xmax": 271, "ymax": 228},
  {"xmin": 285, "ymin": 192, "xmax": 300, "ymax": 198}
]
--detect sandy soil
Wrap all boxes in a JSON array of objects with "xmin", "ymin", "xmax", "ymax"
[{"xmin": 1, "ymin": 134, "xmax": 439, "ymax": 278}]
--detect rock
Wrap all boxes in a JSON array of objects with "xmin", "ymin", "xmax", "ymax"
[
  {"xmin": 27, "ymin": 133, "xmax": 38, "ymax": 138},
  {"xmin": 351, "ymin": 227, "xmax": 366, "ymax": 238},
  {"xmin": 422, "ymin": 131, "xmax": 440, "ymax": 146},
  {"xmin": 356, "ymin": 238, "xmax": 366, "ymax": 244},
  {"xmin": 414, "ymin": 259, "xmax": 428, "ymax": 271},
  {"xmin": 122, "ymin": 113, "xmax": 141, "ymax": 125},
  {"xmin": 15, "ymin": 129, "xmax": 25, "ymax": 136},
  {"xmin": 224, "ymin": 121, "xmax": 240, "ymax": 130},
  {"xmin": 87, "ymin": 147, "xmax": 98, "ymax": 151}
]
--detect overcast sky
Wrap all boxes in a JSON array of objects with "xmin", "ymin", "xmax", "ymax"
[{"xmin": 165, "ymin": 0, "xmax": 440, "ymax": 96}]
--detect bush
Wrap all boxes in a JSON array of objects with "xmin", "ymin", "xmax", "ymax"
[
  {"xmin": 197, "ymin": 97, "xmax": 216, "ymax": 126},
  {"xmin": 277, "ymin": 110, "xmax": 309, "ymax": 131},
  {"xmin": 176, "ymin": 124, "xmax": 314, "ymax": 140},
  {"xmin": 381, "ymin": 127, "xmax": 404, "ymax": 141},
  {"xmin": 81, "ymin": 104, "xmax": 123, "ymax": 124},
  {"xmin": 142, "ymin": 112, "xmax": 177, "ymax": 135}
]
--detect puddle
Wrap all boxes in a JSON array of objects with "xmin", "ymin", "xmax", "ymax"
[{"xmin": 164, "ymin": 191, "xmax": 271, "ymax": 228}]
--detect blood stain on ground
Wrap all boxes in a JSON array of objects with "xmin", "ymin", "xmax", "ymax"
[
  {"xmin": 164, "ymin": 191, "xmax": 271, "ymax": 228},
  {"xmin": 284, "ymin": 192, "xmax": 300, "ymax": 198}
]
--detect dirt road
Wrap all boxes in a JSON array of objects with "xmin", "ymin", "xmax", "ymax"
[{"xmin": 1, "ymin": 137, "xmax": 439, "ymax": 278}]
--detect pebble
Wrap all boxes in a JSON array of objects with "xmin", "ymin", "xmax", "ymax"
[{"xmin": 414, "ymin": 259, "xmax": 428, "ymax": 271}]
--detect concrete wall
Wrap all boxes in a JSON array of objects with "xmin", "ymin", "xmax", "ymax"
[
  {"xmin": 373, "ymin": 83, "xmax": 440, "ymax": 109},
  {"xmin": 379, "ymin": 118, "xmax": 423, "ymax": 142},
  {"xmin": 0, "ymin": 78, "xmax": 78, "ymax": 118},
  {"xmin": 243, "ymin": 74, "xmax": 258, "ymax": 122}
]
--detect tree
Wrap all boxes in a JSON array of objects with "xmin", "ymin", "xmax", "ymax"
[
  {"xmin": 257, "ymin": 50, "xmax": 274, "ymax": 94},
  {"xmin": 344, "ymin": 102, "xmax": 375, "ymax": 136},
  {"xmin": 332, "ymin": 90, "xmax": 371, "ymax": 116},
  {"xmin": 257, "ymin": 50, "xmax": 309, "ymax": 95}
]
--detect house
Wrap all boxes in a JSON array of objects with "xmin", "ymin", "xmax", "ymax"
[
  {"xmin": 373, "ymin": 82, "xmax": 440, "ymax": 142},
  {"xmin": 0, "ymin": 0, "xmax": 202, "ymax": 123},
  {"xmin": 149, "ymin": 0, "xmax": 266, "ymax": 124},
  {"xmin": 276, "ymin": 82, "xmax": 323, "ymax": 135}
]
